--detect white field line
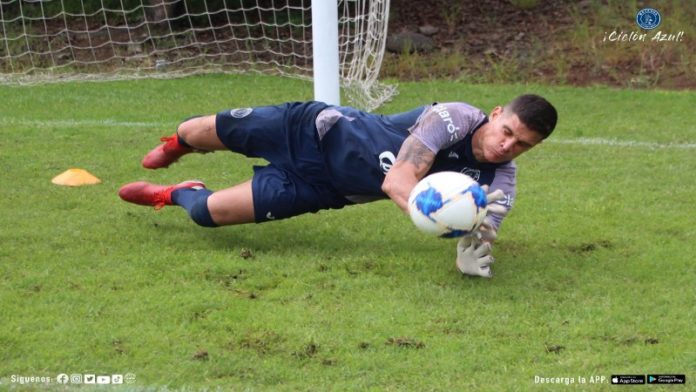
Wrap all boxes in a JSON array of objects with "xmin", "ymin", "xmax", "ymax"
[
  {"xmin": 1, "ymin": 118, "xmax": 695, "ymax": 150},
  {"xmin": 547, "ymin": 137, "xmax": 696, "ymax": 150},
  {"xmin": 0, "ymin": 119, "xmax": 165, "ymax": 128}
]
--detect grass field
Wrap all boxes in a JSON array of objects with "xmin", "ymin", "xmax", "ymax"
[{"xmin": 1, "ymin": 74, "xmax": 694, "ymax": 391}]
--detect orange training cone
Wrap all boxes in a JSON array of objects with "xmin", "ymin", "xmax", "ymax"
[{"xmin": 52, "ymin": 168, "xmax": 101, "ymax": 186}]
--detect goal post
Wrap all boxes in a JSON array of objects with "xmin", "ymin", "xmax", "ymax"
[
  {"xmin": 0, "ymin": 0, "xmax": 396, "ymax": 111},
  {"xmin": 311, "ymin": 0, "xmax": 339, "ymax": 106}
]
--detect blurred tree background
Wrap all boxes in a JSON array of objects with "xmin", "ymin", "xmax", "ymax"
[{"xmin": 383, "ymin": 0, "xmax": 695, "ymax": 89}]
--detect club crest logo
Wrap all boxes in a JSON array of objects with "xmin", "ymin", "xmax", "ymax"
[
  {"xmin": 460, "ymin": 167, "xmax": 480, "ymax": 181},
  {"xmin": 636, "ymin": 8, "xmax": 661, "ymax": 30},
  {"xmin": 230, "ymin": 108, "xmax": 253, "ymax": 118},
  {"xmin": 378, "ymin": 151, "xmax": 396, "ymax": 174}
]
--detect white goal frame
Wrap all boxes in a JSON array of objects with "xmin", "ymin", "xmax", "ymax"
[
  {"xmin": 0, "ymin": 0, "xmax": 396, "ymax": 110},
  {"xmin": 311, "ymin": 0, "xmax": 339, "ymax": 105}
]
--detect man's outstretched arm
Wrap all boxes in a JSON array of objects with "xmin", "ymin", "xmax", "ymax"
[{"xmin": 381, "ymin": 135, "xmax": 436, "ymax": 213}]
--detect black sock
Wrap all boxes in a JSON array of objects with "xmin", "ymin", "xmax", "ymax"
[{"xmin": 171, "ymin": 188, "xmax": 217, "ymax": 227}]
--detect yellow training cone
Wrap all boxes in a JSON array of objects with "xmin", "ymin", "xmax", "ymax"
[{"xmin": 52, "ymin": 168, "xmax": 101, "ymax": 186}]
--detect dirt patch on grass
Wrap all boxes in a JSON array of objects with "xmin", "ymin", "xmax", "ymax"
[
  {"xmin": 202, "ymin": 268, "xmax": 247, "ymax": 289},
  {"xmin": 192, "ymin": 350, "xmax": 209, "ymax": 361},
  {"xmin": 545, "ymin": 343, "xmax": 565, "ymax": 354},
  {"xmin": 237, "ymin": 331, "xmax": 285, "ymax": 355},
  {"xmin": 386, "ymin": 336, "xmax": 425, "ymax": 349},
  {"xmin": 596, "ymin": 334, "xmax": 660, "ymax": 346},
  {"xmin": 568, "ymin": 240, "xmax": 613, "ymax": 254},
  {"xmin": 292, "ymin": 342, "xmax": 320, "ymax": 359}
]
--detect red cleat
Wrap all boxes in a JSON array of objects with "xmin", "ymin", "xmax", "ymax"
[
  {"xmin": 141, "ymin": 133, "xmax": 194, "ymax": 169},
  {"xmin": 118, "ymin": 180, "xmax": 206, "ymax": 210}
]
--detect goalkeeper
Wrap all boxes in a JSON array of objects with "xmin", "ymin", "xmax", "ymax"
[{"xmin": 119, "ymin": 95, "xmax": 557, "ymax": 278}]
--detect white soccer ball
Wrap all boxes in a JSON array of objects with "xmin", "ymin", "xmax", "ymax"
[{"xmin": 408, "ymin": 172, "xmax": 488, "ymax": 238}]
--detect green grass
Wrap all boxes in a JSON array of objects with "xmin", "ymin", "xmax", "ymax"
[{"xmin": 1, "ymin": 74, "xmax": 695, "ymax": 391}]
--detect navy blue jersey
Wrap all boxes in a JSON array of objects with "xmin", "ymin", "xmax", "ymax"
[
  {"xmin": 315, "ymin": 105, "xmax": 426, "ymax": 201},
  {"xmin": 316, "ymin": 103, "xmax": 516, "ymax": 228},
  {"xmin": 216, "ymin": 101, "xmax": 516, "ymax": 227}
]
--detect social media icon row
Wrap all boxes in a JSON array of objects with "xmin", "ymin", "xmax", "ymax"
[{"xmin": 57, "ymin": 373, "xmax": 131, "ymax": 384}]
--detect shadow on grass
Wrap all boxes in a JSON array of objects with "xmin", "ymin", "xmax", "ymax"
[{"xmin": 150, "ymin": 214, "xmax": 416, "ymax": 260}]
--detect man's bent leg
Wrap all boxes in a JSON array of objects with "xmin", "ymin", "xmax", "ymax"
[
  {"xmin": 176, "ymin": 115, "xmax": 227, "ymax": 151},
  {"xmin": 120, "ymin": 165, "xmax": 347, "ymax": 227},
  {"xmin": 206, "ymin": 180, "xmax": 256, "ymax": 225},
  {"xmin": 119, "ymin": 179, "xmax": 255, "ymax": 227},
  {"xmin": 142, "ymin": 115, "xmax": 227, "ymax": 169},
  {"xmin": 153, "ymin": 166, "xmax": 343, "ymax": 226}
]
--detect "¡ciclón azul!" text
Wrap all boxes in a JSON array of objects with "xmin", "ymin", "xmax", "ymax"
[{"xmin": 603, "ymin": 30, "xmax": 685, "ymax": 42}]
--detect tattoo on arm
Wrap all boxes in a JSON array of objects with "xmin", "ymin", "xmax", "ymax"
[{"xmin": 396, "ymin": 136, "xmax": 436, "ymax": 171}]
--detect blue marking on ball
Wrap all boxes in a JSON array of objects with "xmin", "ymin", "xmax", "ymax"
[
  {"xmin": 440, "ymin": 229, "xmax": 469, "ymax": 238},
  {"xmin": 414, "ymin": 186, "xmax": 443, "ymax": 216},
  {"xmin": 467, "ymin": 184, "xmax": 487, "ymax": 209}
]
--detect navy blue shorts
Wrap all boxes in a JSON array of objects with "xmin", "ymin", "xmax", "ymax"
[{"xmin": 215, "ymin": 101, "xmax": 351, "ymax": 223}]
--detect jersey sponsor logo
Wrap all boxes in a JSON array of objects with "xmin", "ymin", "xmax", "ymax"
[
  {"xmin": 230, "ymin": 108, "xmax": 253, "ymax": 118},
  {"xmin": 432, "ymin": 104, "xmax": 460, "ymax": 142},
  {"xmin": 460, "ymin": 167, "xmax": 481, "ymax": 181},
  {"xmin": 378, "ymin": 151, "xmax": 396, "ymax": 174},
  {"xmin": 497, "ymin": 193, "xmax": 514, "ymax": 208}
]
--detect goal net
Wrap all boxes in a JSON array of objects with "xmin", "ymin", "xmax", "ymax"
[{"xmin": 0, "ymin": 0, "xmax": 396, "ymax": 111}]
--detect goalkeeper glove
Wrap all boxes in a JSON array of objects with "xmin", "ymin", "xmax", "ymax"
[
  {"xmin": 456, "ymin": 236, "xmax": 494, "ymax": 278},
  {"xmin": 470, "ymin": 185, "xmax": 508, "ymax": 242}
]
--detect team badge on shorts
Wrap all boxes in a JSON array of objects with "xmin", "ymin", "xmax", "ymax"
[
  {"xmin": 636, "ymin": 8, "xmax": 661, "ymax": 30},
  {"xmin": 230, "ymin": 108, "xmax": 253, "ymax": 118}
]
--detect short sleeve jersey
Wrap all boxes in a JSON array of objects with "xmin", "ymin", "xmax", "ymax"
[{"xmin": 317, "ymin": 102, "xmax": 516, "ymax": 229}]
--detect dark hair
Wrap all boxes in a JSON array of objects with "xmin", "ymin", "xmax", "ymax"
[{"xmin": 506, "ymin": 94, "xmax": 557, "ymax": 139}]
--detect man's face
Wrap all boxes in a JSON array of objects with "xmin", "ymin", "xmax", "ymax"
[{"xmin": 472, "ymin": 106, "xmax": 544, "ymax": 163}]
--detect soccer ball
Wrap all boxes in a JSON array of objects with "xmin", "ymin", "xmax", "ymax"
[{"xmin": 408, "ymin": 172, "xmax": 487, "ymax": 238}]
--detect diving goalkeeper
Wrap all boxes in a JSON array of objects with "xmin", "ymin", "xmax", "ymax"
[{"xmin": 119, "ymin": 95, "xmax": 557, "ymax": 278}]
